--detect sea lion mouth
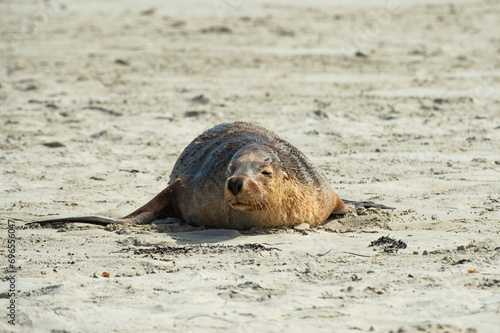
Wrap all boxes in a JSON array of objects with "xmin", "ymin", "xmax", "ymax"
[{"xmin": 228, "ymin": 201, "xmax": 259, "ymax": 211}]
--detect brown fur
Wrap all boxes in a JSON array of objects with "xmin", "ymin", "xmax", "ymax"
[{"xmin": 32, "ymin": 122, "xmax": 350, "ymax": 229}]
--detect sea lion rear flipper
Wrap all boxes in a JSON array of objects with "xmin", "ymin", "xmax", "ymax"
[{"xmin": 342, "ymin": 199, "xmax": 395, "ymax": 210}]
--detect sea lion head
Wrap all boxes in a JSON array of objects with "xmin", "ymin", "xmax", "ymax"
[{"xmin": 225, "ymin": 143, "xmax": 288, "ymax": 212}]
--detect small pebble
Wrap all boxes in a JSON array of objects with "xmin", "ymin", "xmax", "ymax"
[{"xmin": 293, "ymin": 222, "xmax": 310, "ymax": 230}]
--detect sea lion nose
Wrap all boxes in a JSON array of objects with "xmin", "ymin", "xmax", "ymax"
[{"xmin": 228, "ymin": 177, "xmax": 244, "ymax": 196}]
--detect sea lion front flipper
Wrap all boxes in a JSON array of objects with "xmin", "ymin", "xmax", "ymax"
[
  {"xmin": 26, "ymin": 216, "xmax": 127, "ymax": 227},
  {"xmin": 331, "ymin": 192, "xmax": 352, "ymax": 214},
  {"xmin": 341, "ymin": 199, "xmax": 395, "ymax": 210},
  {"xmin": 27, "ymin": 179, "xmax": 184, "ymax": 227},
  {"xmin": 120, "ymin": 179, "xmax": 183, "ymax": 224}
]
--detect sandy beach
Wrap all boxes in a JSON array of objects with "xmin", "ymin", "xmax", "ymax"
[{"xmin": 1, "ymin": 0, "xmax": 499, "ymax": 332}]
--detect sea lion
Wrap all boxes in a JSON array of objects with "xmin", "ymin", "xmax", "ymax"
[{"xmin": 29, "ymin": 122, "xmax": 392, "ymax": 230}]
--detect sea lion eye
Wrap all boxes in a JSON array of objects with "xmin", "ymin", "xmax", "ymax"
[{"xmin": 261, "ymin": 168, "xmax": 272, "ymax": 176}]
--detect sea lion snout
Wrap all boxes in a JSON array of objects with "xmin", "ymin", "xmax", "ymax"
[
  {"xmin": 227, "ymin": 176, "xmax": 244, "ymax": 195},
  {"xmin": 225, "ymin": 175, "xmax": 264, "ymax": 211}
]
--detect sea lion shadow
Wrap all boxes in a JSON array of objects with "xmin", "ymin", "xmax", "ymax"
[{"xmin": 153, "ymin": 219, "xmax": 242, "ymax": 244}]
